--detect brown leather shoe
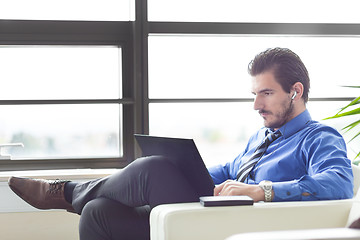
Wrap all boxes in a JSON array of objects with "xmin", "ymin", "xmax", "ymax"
[{"xmin": 8, "ymin": 176, "xmax": 75, "ymax": 212}]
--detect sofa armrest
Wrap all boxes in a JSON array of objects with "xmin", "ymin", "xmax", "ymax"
[
  {"xmin": 226, "ymin": 228, "xmax": 360, "ymax": 240},
  {"xmin": 150, "ymin": 200, "xmax": 353, "ymax": 240}
]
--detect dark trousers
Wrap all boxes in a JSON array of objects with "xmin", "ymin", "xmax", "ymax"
[{"xmin": 72, "ymin": 155, "xmax": 214, "ymax": 240}]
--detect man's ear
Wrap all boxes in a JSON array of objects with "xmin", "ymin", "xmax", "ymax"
[{"xmin": 292, "ymin": 82, "xmax": 304, "ymax": 100}]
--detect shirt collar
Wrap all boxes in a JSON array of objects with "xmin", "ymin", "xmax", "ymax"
[{"xmin": 267, "ymin": 109, "xmax": 312, "ymax": 139}]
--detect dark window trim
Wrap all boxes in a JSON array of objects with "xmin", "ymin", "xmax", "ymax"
[
  {"xmin": 0, "ymin": 20, "xmax": 132, "ymax": 45},
  {"xmin": 149, "ymin": 22, "xmax": 360, "ymax": 35}
]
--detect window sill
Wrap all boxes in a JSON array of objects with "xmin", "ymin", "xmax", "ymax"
[{"xmin": 0, "ymin": 168, "xmax": 118, "ymax": 182}]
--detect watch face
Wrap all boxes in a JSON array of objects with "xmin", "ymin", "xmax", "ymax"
[
  {"xmin": 260, "ymin": 180, "xmax": 272, "ymax": 202},
  {"xmin": 260, "ymin": 181, "xmax": 272, "ymax": 190},
  {"xmin": 260, "ymin": 180, "xmax": 272, "ymax": 186},
  {"xmin": 264, "ymin": 185, "xmax": 272, "ymax": 190}
]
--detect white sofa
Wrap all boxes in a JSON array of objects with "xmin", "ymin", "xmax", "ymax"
[{"xmin": 150, "ymin": 164, "xmax": 360, "ymax": 240}]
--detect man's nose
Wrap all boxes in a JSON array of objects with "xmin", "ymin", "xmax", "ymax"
[{"xmin": 253, "ymin": 95, "xmax": 262, "ymax": 111}]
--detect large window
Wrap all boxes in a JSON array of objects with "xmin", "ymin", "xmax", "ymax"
[
  {"xmin": 0, "ymin": 46, "xmax": 122, "ymax": 160},
  {"xmin": 148, "ymin": 0, "xmax": 360, "ymax": 23},
  {"xmin": 1, "ymin": 104, "xmax": 121, "ymax": 159},
  {"xmin": 148, "ymin": 35, "xmax": 360, "ymax": 164},
  {"xmin": 149, "ymin": 36, "xmax": 359, "ymax": 99},
  {"xmin": 1, "ymin": 0, "xmax": 134, "ymax": 21},
  {"xmin": 0, "ymin": 20, "xmax": 134, "ymax": 171},
  {"xmin": 0, "ymin": 46, "xmax": 122, "ymax": 100},
  {"xmin": 1, "ymin": 0, "xmax": 359, "ymax": 171}
]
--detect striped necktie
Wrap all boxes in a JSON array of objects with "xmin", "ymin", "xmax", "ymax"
[{"xmin": 236, "ymin": 130, "xmax": 282, "ymax": 182}]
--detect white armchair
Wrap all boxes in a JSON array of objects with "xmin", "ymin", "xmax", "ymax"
[{"xmin": 150, "ymin": 164, "xmax": 360, "ymax": 240}]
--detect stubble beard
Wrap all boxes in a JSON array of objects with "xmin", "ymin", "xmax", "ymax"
[{"xmin": 261, "ymin": 100, "xmax": 294, "ymax": 129}]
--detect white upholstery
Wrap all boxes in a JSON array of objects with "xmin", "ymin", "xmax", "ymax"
[
  {"xmin": 150, "ymin": 164, "xmax": 360, "ymax": 240},
  {"xmin": 226, "ymin": 228, "xmax": 360, "ymax": 240}
]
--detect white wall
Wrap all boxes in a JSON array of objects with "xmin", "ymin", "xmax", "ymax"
[
  {"xmin": 0, "ymin": 170, "xmax": 116, "ymax": 240},
  {"xmin": 0, "ymin": 181, "xmax": 79, "ymax": 240}
]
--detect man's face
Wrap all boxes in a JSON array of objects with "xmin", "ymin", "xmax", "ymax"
[{"xmin": 251, "ymin": 71, "xmax": 295, "ymax": 130}]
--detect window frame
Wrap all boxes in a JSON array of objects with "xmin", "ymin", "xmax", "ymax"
[
  {"xmin": 146, "ymin": 21, "xmax": 360, "ymax": 101},
  {"xmin": 1, "ymin": 0, "xmax": 360, "ymax": 171},
  {"xmin": 0, "ymin": 20, "xmax": 137, "ymax": 171},
  {"xmin": 146, "ymin": 22, "xmax": 360, "ymax": 119},
  {"xmin": 145, "ymin": 22, "xmax": 360, "ymax": 164}
]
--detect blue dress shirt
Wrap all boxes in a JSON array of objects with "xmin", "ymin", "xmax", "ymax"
[{"xmin": 208, "ymin": 109, "xmax": 354, "ymax": 201}]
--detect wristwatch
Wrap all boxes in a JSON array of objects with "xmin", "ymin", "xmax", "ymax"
[{"xmin": 259, "ymin": 180, "xmax": 273, "ymax": 202}]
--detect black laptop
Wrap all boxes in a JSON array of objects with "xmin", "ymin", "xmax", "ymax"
[{"xmin": 134, "ymin": 134, "xmax": 215, "ymax": 198}]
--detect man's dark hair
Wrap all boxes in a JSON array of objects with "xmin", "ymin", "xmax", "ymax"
[{"xmin": 248, "ymin": 47, "xmax": 310, "ymax": 102}]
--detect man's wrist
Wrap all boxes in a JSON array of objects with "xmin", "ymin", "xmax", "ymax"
[{"xmin": 259, "ymin": 180, "xmax": 273, "ymax": 202}]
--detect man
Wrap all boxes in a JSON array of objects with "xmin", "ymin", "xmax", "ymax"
[
  {"xmin": 8, "ymin": 48, "xmax": 353, "ymax": 240},
  {"xmin": 210, "ymin": 47, "xmax": 353, "ymax": 201}
]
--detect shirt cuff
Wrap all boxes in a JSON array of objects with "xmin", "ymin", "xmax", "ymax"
[{"xmin": 272, "ymin": 180, "xmax": 302, "ymax": 201}]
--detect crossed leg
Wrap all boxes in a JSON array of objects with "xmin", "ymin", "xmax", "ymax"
[
  {"xmin": 9, "ymin": 155, "xmax": 214, "ymax": 240},
  {"xmin": 72, "ymin": 155, "xmax": 204, "ymax": 212},
  {"xmin": 72, "ymin": 155, "xmax": 213, "ymax": 239}
]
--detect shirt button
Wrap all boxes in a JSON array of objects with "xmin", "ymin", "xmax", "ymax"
[{"xmin": 287, "ymin": 191, "xmax": 291, "ymax": 196}]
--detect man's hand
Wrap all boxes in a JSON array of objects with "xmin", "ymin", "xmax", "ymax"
[{"xmin": 213, "ymin": 180, "xmax": 268, "ymax": 202}]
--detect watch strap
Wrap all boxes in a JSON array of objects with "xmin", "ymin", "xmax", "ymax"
[{"xmin": 259, "ymin": 180, "xmax": 272, "ymax": 202}]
